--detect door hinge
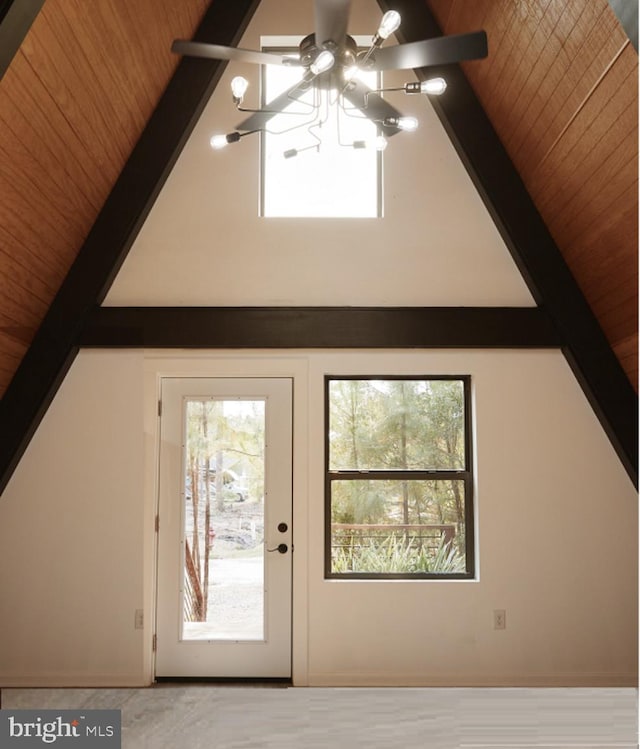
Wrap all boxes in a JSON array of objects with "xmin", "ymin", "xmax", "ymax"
[
  {"xmin": 157, "ymin": 399, "xmax": 162, "ymax": 417},
  {"xmin": 152, "ymin": 634, "xmax": 157, "ymax": 652},
  {"xmin": 155, "ymin": 515, "xmax": 159, "ymax": 533}
]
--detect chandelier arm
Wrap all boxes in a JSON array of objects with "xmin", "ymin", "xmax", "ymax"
[
  {"xmin": 236, "ymin": 95, "xmax": 317, "ymax": 117},
  {"xmin": 265, "ymin": 108, "xmax": 322, "ymax": 136},
  {"xmin": 235, "ymin": 81, "xmax": 314, "ymax": 131},
  {"xmin": 335, "ymin": 95, "xmax": 358, "ymax": 147},
  {"xmin": 341, "ymin": 79, "xmax": 403, "ymax": 136},
  {"xmin": 281, "ymin": 92, "xmax": 327, "ymax": 158},
  {"xmin": 305, "ymin": 121, "xmax": 324, "ymax": 150},
  {"xmin": 264, "ymin": 85, "xmax": 324, "ymax": 136}
]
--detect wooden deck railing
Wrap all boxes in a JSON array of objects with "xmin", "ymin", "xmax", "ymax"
[{"xmin": 331, "ymin": 523, "xmax": 456, "ymax": 549}]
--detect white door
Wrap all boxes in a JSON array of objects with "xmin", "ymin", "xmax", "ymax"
[{"xmin": 155, "ymin": 377, "xmax": 292, "ymax": 678}]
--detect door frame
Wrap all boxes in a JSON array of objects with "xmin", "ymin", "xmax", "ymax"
[
  {"xmin": 142, "ymin": 354, "xmax": 310, "ymax": 685},
  {"xmin": 155, "ymin": 376, "xmax": 293, "ymax": 678}
]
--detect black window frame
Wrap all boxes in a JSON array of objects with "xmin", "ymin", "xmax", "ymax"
[{"xmin": 324, "ymin": 374, "xmax": 475, "ymax": 580}]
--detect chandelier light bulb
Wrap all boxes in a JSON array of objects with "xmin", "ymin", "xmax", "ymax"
[
  {"xmin": 397, "ymin": 116, "xmax": 418, "ymax": 131},
  {"xmin": 210, "ymin": 132, "xmax": 241, "ymax": 150},
  {"xmin": 377, "ymin": 10, "xmax": 401, "ymax": 40},
  {"xmin": 384, "ymin": 116, "xmax": 418, "ymax": 132},
  {"xmin": 421, "ymin": 77, "xmax": 447, "ymax": 95},
  {"xmin": 404, "ymin": 78, "xmax": 447, "ymax": 96},
  {"xmin": 210, "ymin": 134, "xmax": 228, "ymax": 149},
  {"xmin": 310, "ymin": 49, "xmax": 335, "ymax": 75},
  {"xmin": 230, "ymin": 76, "xmax": 249, "ymax": 102}
]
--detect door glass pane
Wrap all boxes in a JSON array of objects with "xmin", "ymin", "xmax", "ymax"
[{"xmin": 182, "ymin": 398, "xmax": 265, "ymax": 640}]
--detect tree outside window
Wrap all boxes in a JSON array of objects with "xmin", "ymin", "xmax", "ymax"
[{"xmin": 325, "ymin": 376, "xmax": 474, "ymax": 579}]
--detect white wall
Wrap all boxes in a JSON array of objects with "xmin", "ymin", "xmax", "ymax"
[
  {"xmin": 0, "ymin": 351, "xmax": 145, "ymax": 686},
  {"xmin": 305, "ymin": 350, "xmax": 638, "ymax": 686},
  {"xmin": 1, "ymin": 349, "xmax": 636, "ymax": 687}
]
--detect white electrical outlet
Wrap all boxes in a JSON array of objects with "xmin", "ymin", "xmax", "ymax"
[
  {"xmin": 493, "ymin": 609, "xmax": 506, "ymax": 629},
  {"xmin": 135, "ymin": 609, "xmax": 144, "ymax": 629}
]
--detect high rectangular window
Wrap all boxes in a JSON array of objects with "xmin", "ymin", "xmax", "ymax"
[
  {"xmin": 325, "ymin": 376, "xmax": 474, "ymax": 579},
  {"xmin": 261, "ymin": 36, "xmax": 382, "ymax": 218}
]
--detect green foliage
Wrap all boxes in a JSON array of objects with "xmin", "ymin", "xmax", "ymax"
[
  {"xmin": 328, "ymin": 379, "xmax": 468, "ymax": 553},
  {"xmin": 186, "ymin": 399, "xmax": 265, "ymax": 504},
  {"xmin": 332, "ymin": 481, "xmax": 387, "ymax": 524},
  {"xmin": 329, "ymin": 379, "xmax": 465, "ymax": 471},
  {"xmin": 332, "ymin": 533, "xmax": 466, "ymax": 575}
]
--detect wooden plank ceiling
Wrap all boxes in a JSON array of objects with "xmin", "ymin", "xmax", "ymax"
[
  {"xmin": 426, "ymin": 0, "xmax": 638, "ymax": 387},
  {"xmin": 0, "ymin": 0, "xmax": 637, "ymax": 401},
  {"xmin": 0, "ymin": 0, "xmax": 210, "ymax": 396}
]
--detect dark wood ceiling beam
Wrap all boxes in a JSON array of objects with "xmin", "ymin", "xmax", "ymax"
[
  {"xmin": 0, "ymin": 0, "xmax": 261, "ymax": 496},
  {"xmin": 80, "ymin": 306, "xmax": 560, "ymax": 349},
  {"xmin": 380, "ymin": 0, "xmax": 637, "ymax": 486},
  {"xmin": 0, "ymin": 0, "xmax": 45, "ymax": 81}
]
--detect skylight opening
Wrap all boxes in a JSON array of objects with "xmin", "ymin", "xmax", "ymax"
[{"xmin": 260, "ymin": 36, "xmax": 382, "ymax": 219}]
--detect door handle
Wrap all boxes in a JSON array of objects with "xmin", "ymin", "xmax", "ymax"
[{"xmin": 267, "ymin": 543, "xmax": 288, "ymax": 554}]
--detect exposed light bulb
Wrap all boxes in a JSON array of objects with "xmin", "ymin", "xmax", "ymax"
[
  {"xmin": 210, "ymin": 132, "xmax": 241, "ymax": 149},
  {"xmin": 310, "ymin": 49, "xmax": 335, "ymax": 75},
  {"xmin": 404, "ymin": 78, "xmax": 447, "ymax": 95},
  {"xmin": 210, "ymin": 134, "xmax": 228, "ymax": 149},
  {"xmin": 397, "ymin": 116, "xmax": 418, "ymax": 131},
  {"xmin": 377, "ymin": 10, "xmax": 401, "ymax": 40},
  {"xmin": 230, "ymin": 76, "xmax": 249, "ymax": 103},
  {"xmin": 383, "ymin": 116, "xmax": 418, "ymax": 132},
  {"xmin": 421, "ymin": 77, "xmax": 447, "ymax": 95}
]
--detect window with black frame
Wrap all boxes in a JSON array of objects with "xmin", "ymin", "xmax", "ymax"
[{"xmin": 325, "ymin": 376, "xmax": 474, "ymax": 579}]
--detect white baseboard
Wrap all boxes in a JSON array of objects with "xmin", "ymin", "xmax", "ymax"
[
  {"xmin": 307, "ymin": 671, "xmax": 639, "ymax": 688},
  {"xmin": 3, "ymin": 672, "xmax": 635, "ymax": 689},
  {"xmin": 0, "ymin": 674, "xmax": 151, "ymax": 688}
]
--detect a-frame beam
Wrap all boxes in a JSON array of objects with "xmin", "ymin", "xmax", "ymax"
[
  {"xmin": 377, "ymin": 0, "xmax": 637, "ymax": 485},
  {"xmin": 80, "ymin": 306, "xmax": 561, "ymax": 349},
  {"xmin": 0, "ymin": 0, "xmax": 46, "ymax": 81},
  {"xmin": 0, "ymin": 0, "xmax": 261, "ymax": 496}
]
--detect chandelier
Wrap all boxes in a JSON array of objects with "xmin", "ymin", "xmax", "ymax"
[{"xmin": 172, "ymin": 4, "xmax": 487, "ymax": 157}]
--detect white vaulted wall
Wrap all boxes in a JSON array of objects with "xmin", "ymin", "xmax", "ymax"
[{"xmin": 0, "ymin": 351, "xmax": 145, "ymax": 686}]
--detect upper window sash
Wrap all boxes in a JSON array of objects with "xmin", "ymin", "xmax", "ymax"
[{"xmin": 326, "ymin": 376, "xmax": 471, "ymax": 472}]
